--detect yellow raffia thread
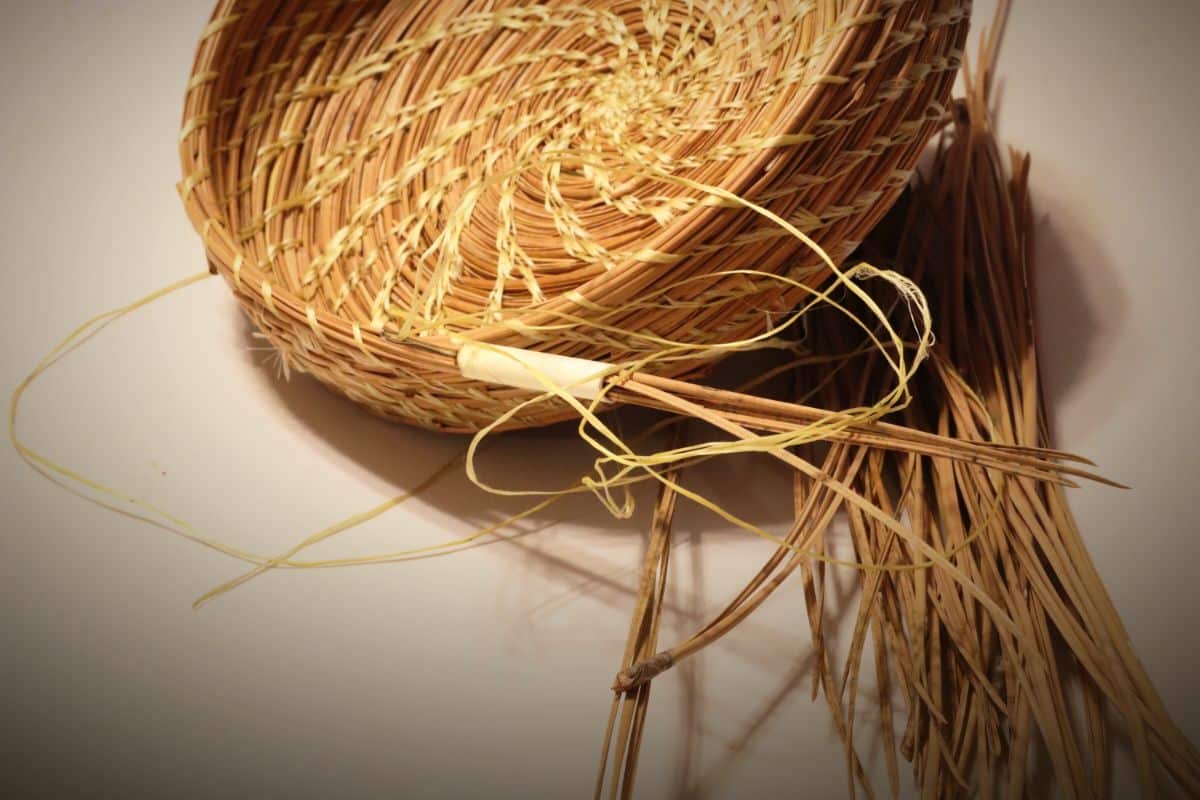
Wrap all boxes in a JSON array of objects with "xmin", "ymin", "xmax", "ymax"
[
  {"xmin": 9, "ymin": 255, "xmax": 996, "ymax": 613},
  {"xmin": 452, "ymin": 175, "xmax": 931, "ymax": 522},
  {"xmin": 438, "ymin": 179, "xmax": 1024, "ymax": 633}
]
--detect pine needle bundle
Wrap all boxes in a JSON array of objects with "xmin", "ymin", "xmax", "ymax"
[{"xmin": 599, "ymin": 18, "xmax": 1200, "ymax": 799}]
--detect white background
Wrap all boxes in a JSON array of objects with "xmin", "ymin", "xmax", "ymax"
[{"xmin": 1, "ymin": 1, "xmax": 1198, "ymax": 797}]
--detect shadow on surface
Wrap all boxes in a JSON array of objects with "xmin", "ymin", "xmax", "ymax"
[{"xmin": 1033, "ymin": 194, "xmax": 1130, "ymax": 443}]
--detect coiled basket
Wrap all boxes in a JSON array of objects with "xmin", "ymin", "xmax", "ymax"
[{"xmin": 179, "ymin": 0, "xmax": 970, "ymax": 432}]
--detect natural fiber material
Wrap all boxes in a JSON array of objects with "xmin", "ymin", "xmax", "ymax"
[
  {"xmin": 179, "ymin": 0, "xmax": 969, "ymax": 432},
  {"xmin": 8, "ymin": 3, "xmax": 1194, "ymax": 797},
  {"xmin": 598, "ymin": 20, "xmax": 1200, "ymax": 796}
]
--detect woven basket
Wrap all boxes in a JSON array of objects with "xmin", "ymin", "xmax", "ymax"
[{"xmin": 179, "ymin": 0, "xmax": 969, "ymax": 433}]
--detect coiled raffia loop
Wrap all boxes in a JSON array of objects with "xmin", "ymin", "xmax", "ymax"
[{"xmin": 180, "ymin": 0, "xmax": 969, "ymax": 432}]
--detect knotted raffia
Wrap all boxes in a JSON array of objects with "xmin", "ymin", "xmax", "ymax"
[{"xmin": 179, "ymin": 0, "xmax": 969, "ymax": 432}]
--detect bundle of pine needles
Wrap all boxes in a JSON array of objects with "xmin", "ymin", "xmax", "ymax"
[{"xmin": 600, "ymin": 21, "xmax": 1200, "ymax": 800}]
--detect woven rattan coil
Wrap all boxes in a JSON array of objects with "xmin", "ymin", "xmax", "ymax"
[{"xmin": 179, "ymin": 0, "xmax": 970, "ymax": 432}]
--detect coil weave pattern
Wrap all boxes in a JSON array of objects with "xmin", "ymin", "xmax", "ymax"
[{"xmin": 180, "ymin": 0, "xmax": 969, "ymax": 432}]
